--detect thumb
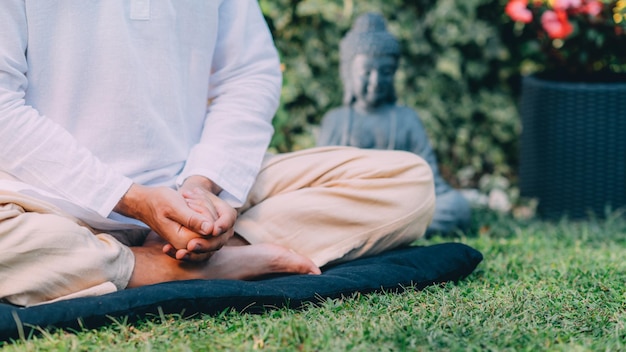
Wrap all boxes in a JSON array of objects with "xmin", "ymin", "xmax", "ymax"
[{"xmin": 183, "ymin": 210, "xmax": 215, "ymax": 236}]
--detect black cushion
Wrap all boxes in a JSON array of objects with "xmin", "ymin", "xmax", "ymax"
[{"xmin": 0, "ymin": 243, "xmax": 482, "ymax": 342}]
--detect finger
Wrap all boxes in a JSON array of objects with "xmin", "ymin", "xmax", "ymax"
[
  {"xmin": 184, "ymin": 191, "xmax": 230, "ymax": 236},
  {"xmin": 186, "ymin": 236, "xmax": 228, "ymax": 253},
  {"xmin": 213, "ymin": 207, "xmax": 237, "ymax": 236},
  {"xmin": 166, "ymin": 205, "xmax": 214, "ymax": 237},
  {"xmin": 175, "ymin": 248, "xmax": 191, "ymax": 261},
  {"xmin": 171, "ymin": 220, "xmax": 210, "ymax": 249},
  {"xmin": 180, "ymin": 187, "xmax": 204, "ymax": 197},
  {"xmin": 182, "ymin": 189, "xmax": 238, "ymax": 239},
  {"xmin": 181, "ymin": 252, "xmax": 215, "ymax": 262},
  {"xmin": 182, "ymin": 190, "xmax": 220, "ymax": 229},
  {"xmin": 162, "ymin": 243, "xmax": 177, "ymax": 258},
  {"xmin": 185, "ymin": 198, "xmax": 218, "ymax": 220},
  {"xmin": 164, "ymin": 241, "xmax": 212, "ymax": 262},
  {"xmin": 188, "ymin": 188, "xmax": 218, "ymax": 210},
  {"xmin": 158, "ymin": 218, "xmax": 210, "ymax": 251},
  {"xmin": 181, "ymin": 188, "xmax": 212, "ymax": 202},
  {"xmin": 195, "ymin": 191, "xmax": 236, "ymax": 235},
  {"xmin": 209, "ymin": 198, "xmax": 237, "ymax": 236}
]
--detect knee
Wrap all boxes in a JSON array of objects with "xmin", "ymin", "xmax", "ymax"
[
  {"xmin": 389, "ymin": 151, "xmax": 436, "ymax": 210},
  {"xmin": 346, "ymin": 148, "xmax": 435, "ymax": 208},
  {"xmin": 0, "ymin": 211, "xmax": 133, "ymax": 306},
  {"xmin": 380, "ymin": 151, "xmax": 436, "ymax": 241}
]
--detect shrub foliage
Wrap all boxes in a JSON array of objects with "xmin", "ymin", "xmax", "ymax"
[{"xmin": 260, "ymin": 0, "xmax": 522, "ymax": 189}]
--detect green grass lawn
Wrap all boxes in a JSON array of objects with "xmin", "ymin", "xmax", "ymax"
[{"xmin": 2, "ymin": 210, "xmax": 625, "ymax": 351}]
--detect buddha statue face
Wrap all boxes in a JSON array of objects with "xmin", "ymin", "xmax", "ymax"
[
  {"xmin": 350, "ymin": 53, "xmax": 398, "ymax": 110},
  {"xmin": 339, "ymin": 13, "xmax": 400, "ymax": 109}
]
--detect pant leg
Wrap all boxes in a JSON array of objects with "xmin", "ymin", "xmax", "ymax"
[
  {"xmin": 234, "ymin": 146, "xmax": 435, "ymax": 267},
  {"xmin": 0, "ymin": 191, "xmax": 134, "ymax": 306}
]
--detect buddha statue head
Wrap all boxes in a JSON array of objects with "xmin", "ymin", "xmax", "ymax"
[{"xmin": 339, "ymin": 13, "xmax": 400, "ymax": 110}]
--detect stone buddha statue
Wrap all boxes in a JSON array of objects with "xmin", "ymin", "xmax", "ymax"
[{"xmin": 317, "ymin": 13, "xmax": 471, "ymax": 235}]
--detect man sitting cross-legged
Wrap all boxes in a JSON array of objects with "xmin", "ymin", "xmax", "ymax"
[{"xmin": 0, "ymin": 1, "xmax": 435, "ymax": 306}]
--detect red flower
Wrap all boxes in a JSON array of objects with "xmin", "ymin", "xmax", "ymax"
[
  {"xmin": 504, "ymin": 0, "xmax": 625, "ymax": 75},
  {"xmin": 506, "ymin": 0, "xmax": 533, "ymax": 24},
  {"xmin": 541, "ymin": 9, "xmax": 574, "ymax": 39}
]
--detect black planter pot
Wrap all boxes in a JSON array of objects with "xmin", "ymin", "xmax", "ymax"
[{"xmin": 519, "ymin": 74, "xmax": 626, "ymax": 219}]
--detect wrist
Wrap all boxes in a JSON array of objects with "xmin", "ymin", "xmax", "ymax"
[
  {"xmin": 180, "ymin": 175, "xmax": 222, "ymax": 195},
  {"xmin": 113, "ymin": 183, "xmax": 145, "ymax": 218}
]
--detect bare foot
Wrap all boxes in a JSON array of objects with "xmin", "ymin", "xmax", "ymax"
[
  {"xmin": 204, "ymin": 243, "xmax": 321, "ymax": 280},
  {"xmin": 127, "ymin": 242, "xmax": 321, "ymax": 287}
]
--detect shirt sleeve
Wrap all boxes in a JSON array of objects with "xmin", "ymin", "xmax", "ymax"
[
  {"xmin": 176, "ymin": 0, "xmax": 282, "ymax": 207},
  {"xmin": 0, "ymin": 0, "xmax": 133, "ymax": 217}
]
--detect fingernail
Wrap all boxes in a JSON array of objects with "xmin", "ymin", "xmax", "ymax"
[{"xmin": 201, "ymin": 222, "xmax": 211, "ymax": 234}]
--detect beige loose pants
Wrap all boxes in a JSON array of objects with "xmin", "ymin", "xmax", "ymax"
[{"xmin": 0, "ymin": 146, "xmax": 435, "ymax": 306}]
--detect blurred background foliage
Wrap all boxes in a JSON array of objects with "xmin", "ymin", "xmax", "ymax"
[{"xmin": 260, "ymin": 0, "xmax": 524, "ymax": 193}]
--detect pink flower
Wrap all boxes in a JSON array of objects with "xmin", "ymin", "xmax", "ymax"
[
  {"xmin": 541, "ymin": 10, "xmax": 574, "ymax": 39},
  {"xmin": 553, "ymin": 0, "xmax": 582, "ymax": 10},
  {"xmin": 506, "ymin": 0, "xmax": 533, "ymax": 23},
  {"xmin": 582, "ymin": 0, "xmax": 603, "ymax": 16}
]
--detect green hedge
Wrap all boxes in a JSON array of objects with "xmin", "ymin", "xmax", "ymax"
[{"xmin": 260, "ymin": 0, "xmax": 522, "ymax": 190}]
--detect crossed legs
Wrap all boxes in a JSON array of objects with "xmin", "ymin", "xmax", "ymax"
[{"xmin": 0, "ymin": 146, "xmax": 434, "ymax": 306}]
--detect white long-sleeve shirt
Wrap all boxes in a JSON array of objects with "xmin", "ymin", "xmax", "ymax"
[{"xmin": 0, "ymin": 1, "xmax": 281, "ymax": 228}]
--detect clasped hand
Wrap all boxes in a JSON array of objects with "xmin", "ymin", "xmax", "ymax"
[{"xmin": 114, "ymin": 180, "xmax": 237, "ymax": 262}]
